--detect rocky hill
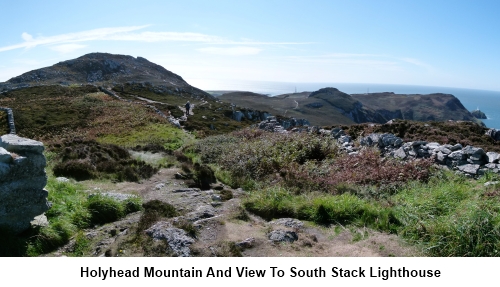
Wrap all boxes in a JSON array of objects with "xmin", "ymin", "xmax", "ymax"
[
  {"xmin": 218, "ymin": 88, "xmax": 482, "ymax": 126},
  {"xmin": 0, "ymin": 53, "xmax": 212, "ymax": 100},
  {"xmin": 351, "ymin": 92, "xmax": 479, "ymax": 123}
]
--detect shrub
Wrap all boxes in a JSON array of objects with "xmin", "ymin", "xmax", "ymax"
[
  {"xmin": 137, "ymin": 200, "xmax": 179, "ymax": 232},
  {"xmin": 193, "ymin": 163, "xmax": 216, "ymax": 190},
  {"xmin": 53, "ymin": 160, "xmax": 95, "ymax": 181},
  {"xmin": 87, "ymin": 195, "xmax": 125, "ymax": 225},
  {"xmin": 220, "ymin": 189, "xmax": 233, "ymax": 201}
]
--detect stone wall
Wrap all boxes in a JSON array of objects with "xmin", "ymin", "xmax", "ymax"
[
  {"xmin": 0, "ymin": 107, "xmax": 16, "ymax": 134},
  {"xmin": 0, "ymin": 134, "xmax": 50, "ymax": 233}
]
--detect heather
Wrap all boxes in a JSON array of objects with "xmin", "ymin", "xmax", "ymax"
[{"xmin": 195, "ymin": 129, "xmax": 433, "ymax": 193}]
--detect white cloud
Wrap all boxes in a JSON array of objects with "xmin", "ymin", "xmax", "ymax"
[
  {"xmin": 0, "ymin": 26, "xmax": 149, "ymax": 52},
  {"xmin": 21, "ymin": 32, "xmax": 33, "ymax": 41},
  {"xmin": 0, "ymin": 26, "xmax": 313, "ymax": 54},
  {"xmin": 197, "ymin": 46, "xmax": 262, "ymax": 56},
  {"xmin": 400, "ymin": 57, "xmax": 435, "ymax": 72},
  {"xmin": 50, "ymin": 44, "xmax": 87, "ymax": 53}
]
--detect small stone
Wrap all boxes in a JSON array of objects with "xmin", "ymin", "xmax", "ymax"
[
  {"xmin": 236, "ymin": 237, "xmax": 255, "ymax": 249},
  {"xmin": 56, "ymin": 177, "xmax": 70, "ymax": 182},
  {"xmin": 484, "ymin": 181, "xmax": 499, "ymax": 187}
]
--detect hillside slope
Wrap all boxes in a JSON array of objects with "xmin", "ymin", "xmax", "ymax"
[
  {"xmin": 0, "ymin": 53, "xmax": 212, "ymax": 100},
  {"xmin": 219, "ymin": 88, "xmax": 481, "ymax": 126},
  {"xmin": 351, "ymin": 92, "xmax": 477, "ymax": 122}
]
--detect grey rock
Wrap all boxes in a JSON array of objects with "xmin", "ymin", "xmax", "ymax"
[
  {"xmin": 0, "ymin": 147, "xmax": 12, "ymax": 163},
  {"xmin": 434, "ymin": 146, "xmax": 452, "ymax": 155},
  {"xmin": 270, "ymin": 218, "xmax": 304, "ymax": 229},
  {"xmin": 0, "ymin": 134, "xmax": 44, "ymax": 154},
  {"xmin": 486, "ymin": 129, "xmax": 500, "ymax": 141},
  {"xmin": 394, "ymin": 147, "xmax": 407, "ymax": 159},
  {"xmin": 436, "ymin": 151, "xmax": 447, "ymax": 163},
  {"xmin": 268, "ymin": 229, "xmax": 298, "ymax": 243},
  {"xmin": 462, "ymin": 146, "xmax": 486, "ymax": 159},
  {"xmin": 236, "ymin": 237, "xmax": 255, "ymax": 249},
  {"xmin": 380, "ymin": 134, "xmax": 402, "ymax": 148},
  {"xmin": 155, "ymin": 183, "xmax": 165, "ymax": 190},
  {"xmin": 31, "ymin": 214, "xmax": 49, "ymax": 227},
  {"xmin": 426, "ymin": 142, "xmax": 441, "ymax": 150},
  {"xmin": 485, "ymin": 163, "xmax": 499, "ymax": 169},
  {"xmin": 412, "ymin": 141, "xmax": 427, "ymax": 147},
  {"xmin": 145, "ymin": 222, "xmax": 194, "ymax": 257},
  {"xmin": 449, "ymin": 150, "xmax": 465, "ymax": 161},
  {"xmin": 232, "ymin": 111, "xmax": 244, "ymax": 122},
  {"xmin": 331, "ymin": 128, "xmax": 346, "ymax": 139},
  {"xmin": 484, "ymin": 181, "xmax": 500, "ymax": 187},
  {"xmin": 457, "ymin": 164, "xmax": 480, "ymax": 175},
  {"xmin": 338, "ymin": 135, "xmax": 352, "ymax": 144},
  {"xmin": 56, "ymin": 177, "xmax": 69, "ymax": 182},
  {"xmin": 450, "ymin": 143, "xmax": 463, "ymax": 151},
  {"xmin": 186, "ymin": 205, "xmax": 216, "ymax": 221},
  {"xmin": 486, "ymin": 152, "xmax": 500, "ymax": 163}
]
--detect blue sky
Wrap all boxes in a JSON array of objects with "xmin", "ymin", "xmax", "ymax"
[{"xmin": 1, "ymin": 0, "xmax": 499, "ymax": 91}]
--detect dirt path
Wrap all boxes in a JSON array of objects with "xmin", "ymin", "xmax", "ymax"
[{"xmin": 61, "ymin": 166, "xmax": 421, "ymax": 257}]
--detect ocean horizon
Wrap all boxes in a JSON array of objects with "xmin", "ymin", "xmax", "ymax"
[{"xmin": 203, "ymin": 80, "xmax": 500, "ymax": 129}]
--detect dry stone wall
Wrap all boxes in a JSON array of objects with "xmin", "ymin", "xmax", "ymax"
[
  {"xmin": 0, "ymin": 134, "xmax": 49, "ymax": 233},
  {"xmin": 0, "ymin": 107, "xmax": 16, "ymax": 134}
]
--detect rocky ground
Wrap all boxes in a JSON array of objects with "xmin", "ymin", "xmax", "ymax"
[{"xmin": 49, "ymin": 167, "xmax": 420, "ymax": 257}]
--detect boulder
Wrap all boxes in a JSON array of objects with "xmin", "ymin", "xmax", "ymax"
[
  {"xmin": 449, "ymin": 150, "xmax": 465, "ymax": 161},
  {"xmin": 394, "ymin": 147, "xmax": 407, "ymax": 159},
  {"xmin": 331, "ymin": 128, "xmax": 346, "ymax": 139},
  {"xmin": 486, "ymin": 152, "xmax": 500, "ymax": 163},
  {"xmin": 268, "ymin": 229, "xmax": 298, "ymax": 243},
  {"xmin": 486, "ymin": 129, "xmax": 500, "ymax": 141},
  {"xmin": 145, "ymin": 221, "xmax": 194, "ymax": 257},
  {"xmin": 450, "ymin": 143, "xmax": 463, "ymax": 151},
  {"xmin": 457, "ymin": 164, "xmax": 480, "ymax": 175}
]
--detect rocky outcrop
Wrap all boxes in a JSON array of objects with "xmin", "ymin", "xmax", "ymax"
[
  {"xmin": 486, "ymin": 129, "xmax": 500, "ymax": 141},
  {"xmin": 145, "ymin": 221, "xmax": 194, "ymax": 257},
  {"xmin": 471, "ymin": 109, "xmax": 487, "ymax": 119},
  {"xmin": 354, "ymin": 132, "xmax": 499, "ymax": 177},
  {"xmin": 257, "ymin": 116, "xmax": 310, "ymax": 133},
  {"xmin": 0, "ymin": 134, "xmax": 50, "ymax": 233},
  {"xmin": 231, "ymin": 109, "xmax": 271, "ymax": 122},
  {"xmin": 0, "ymin": 53, "xmax": 214, "ymax": 101}
]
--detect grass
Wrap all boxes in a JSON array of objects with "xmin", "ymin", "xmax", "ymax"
[
  {"xmin": 241, "ymin": 170, "xmax": 500, "ymax": 256},
  {"xmin": 242, "ymin": 186, "xmax": 398, "ymax": 232},
  {"xmin": 392, "ymin": 171, "xmax": 500, "ymax": 256}
]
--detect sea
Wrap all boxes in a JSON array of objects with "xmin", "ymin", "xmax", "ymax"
[{"xmin": 206, "ymin": 80, "xmax": 500, "ymax": 129}]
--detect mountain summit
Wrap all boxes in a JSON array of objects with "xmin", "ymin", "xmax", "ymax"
[{"xmin": 0, "ymin": 53, "xmax": 210, "ymax": 98}]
